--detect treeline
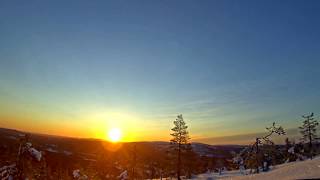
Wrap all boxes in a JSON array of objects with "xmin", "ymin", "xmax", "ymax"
[
  {"xmin": 0, "ymin": 113, "xmax": 319, "ymax": 180},
  {"xmin": 162, "ymin": 113, "xmax": 319, "ymax": 179}
]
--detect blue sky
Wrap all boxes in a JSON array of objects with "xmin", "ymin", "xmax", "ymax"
[{"xmin": 0, "ymin": 0, "xmax": 319, "ymax": 142}]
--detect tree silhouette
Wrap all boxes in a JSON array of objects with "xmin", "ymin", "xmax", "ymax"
[
  {"xmin": 130, "ymin": 143, "xmax": 137, "ymax": 180},
  {"xmin": 299, "ymin": 112, "xmax": 319, "ymax": 158},
  {"xmin": 170, "ymin": 114, "xmax": 190, "ymax": 180},
  {"xmin": 243, "ymin": 122, "xmax": 285, "ymax": 173},
  {"xmin": 183, "ymin": 143, "xmax": 197, "ymax": 178}
]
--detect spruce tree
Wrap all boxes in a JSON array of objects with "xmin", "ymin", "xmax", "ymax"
[
  {"xmin": 170, "ymin": 114, "xmax": 190, "ymax": 180},
  {"xmin": 299, "ymin": 112, "xmax": 319, "ymax": 158}
]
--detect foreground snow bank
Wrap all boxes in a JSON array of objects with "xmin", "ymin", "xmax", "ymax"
[{"xmin": 193, "ymin": 156, "xmax": 320, "ymax": 180}]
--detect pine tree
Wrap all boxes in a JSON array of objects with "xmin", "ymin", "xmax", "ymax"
[
  {"xmin": 130, "ymin": 143, "xmax": 137, "ymax": 180},
  {"xmin": 299, "ymin": 112, "xmax": 319, "ymax": 158},
  {"xmin": 244, "ymin": 122, "xmax": 285, "ymax": 173},
  {"xmin": 183, "ymin": 143, "xmax": 197, "ymax": 179},
  {"xmin": 285, "ymin": 138, "xmax": 291, "ymax": 150},
  {"xmin": 170, "ymin": 114, "xmax": 190, "ymax": 180}
]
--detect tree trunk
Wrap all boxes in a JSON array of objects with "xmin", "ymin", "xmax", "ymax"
[
  {"xmin": 308, "ymin": 119, "xmax": 313, "ymax": 159},
  {"xmin": 255, "ymin": 138, "xmax": 259, "ymax": 173},
  {"xmin": 309, "ymin": 131, "xmax": 313, "ymax": 159},
  {"xmin": 177, "ymin": 142, "xmax": 181, "ymax": 180}
]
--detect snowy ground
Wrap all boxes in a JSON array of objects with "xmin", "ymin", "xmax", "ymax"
[{"xmin": 192, "ymin": 156, "xmax": 320, "ymax": 180}]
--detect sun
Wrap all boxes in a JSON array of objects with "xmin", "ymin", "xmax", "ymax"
[{"xmin": 108, "ymin": 128, "xmax": 122, "ymax": 142}]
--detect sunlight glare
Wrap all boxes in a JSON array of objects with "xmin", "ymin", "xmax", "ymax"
[{"xmin": 108, "ymin": 128, "xmax": 121, "ymax": 142}]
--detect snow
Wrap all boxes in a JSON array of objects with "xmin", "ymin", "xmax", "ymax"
[
  {"xmin": 46, "ymin": 147, "xmax": 58, "ymax": 153},
  {"xmin": 26, "ymin": 142, "xmax": 32, "ymax": 148},
  {"xmin": 28, "ymin": 147, "xmax": 42, "ymax": 161},
  {"xmin": 191, "ymin": 169, "xmax": 248, "ymax": 180},
  {"xmin": 0, "ymin": 164, "xmax": 17, "ymax": 180},
  {"xmin": 288, "ymin": 147, "xmax": 294, "ymax": 154},
  {"xmin": 63, "ymin": 150, "xmax": 72, "ymax": 156},
  {"xmin": 73, "ymin": 169, "xmax": 81, "ymax": 178},
  {"xmin": 7, "ymin": 136, "xmax": 17, "ymax": 140},
  {"xmin": 83, "ymin": 158, "xmax": 97, "ymax": 162},
  {"xmin": 73, "ymin": 169, "xmax": 88, "ymax": 180},
  {"xmin": 118, "ymin": 170, "xmax": 128, "ymax": 180},
  {"xmin": 192, "ymin": 156, "xmax": 320, "ymax": 180}
]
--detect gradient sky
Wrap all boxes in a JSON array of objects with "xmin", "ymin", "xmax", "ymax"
[{"xmin": 0, "ymin": 0, "xmax": 320, "ymax": 143}]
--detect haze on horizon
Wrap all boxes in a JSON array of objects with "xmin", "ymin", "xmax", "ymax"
[{"xmin": 0, "ymin": 0, "xmax": 320, "ymax": 144}]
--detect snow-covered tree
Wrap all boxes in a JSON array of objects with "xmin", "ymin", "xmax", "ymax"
[
  {"xmin": 0, "ymin": 164, "xmax": 18, "ymax": 180},
  {"xmin": 170, "ymin": 114, "xmax": 190, "ymax": 180},
  {"xmin": 299, "ymin": 112, "xmax": 319, "ymax": 158},
  {"xmin": 0, "ymin": 134, "xmax": 45, "ymax": 180},
  {"xmin": 284, "ymin": 138, "xmax": 296, "ymax": 162},
  {"xmin": 243, "ymin": 122, "xmax": 285, "ymax": 173},
  {"xmin": 118, "ymin": 170, "xmax": 128, "ymax": 180},
  {"xmin": 17, "ymin": 134, "xmax": 45, "ymax": 179}
]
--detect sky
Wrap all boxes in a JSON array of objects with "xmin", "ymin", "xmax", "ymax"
[{"xmin": 0, "ymin": 0, "xmax": 320, "ymax": 144}]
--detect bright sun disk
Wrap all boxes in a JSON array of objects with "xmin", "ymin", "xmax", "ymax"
[{"xmin": 108, "ymin": 128, "xmax": 121, "ymax": 142}]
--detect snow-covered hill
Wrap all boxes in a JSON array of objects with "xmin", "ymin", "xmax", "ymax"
[{"xmin": 193, "ymin": 156, "xmax": 320, "ymax": 180}]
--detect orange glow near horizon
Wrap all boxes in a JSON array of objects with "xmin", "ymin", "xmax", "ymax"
[
  {"xmin": 0, "ymin": 105, "xmax": 239, "ymax": 144},
  {"xmin": 0, "ymin": 108, "xmax": 172, "ymax": 142}
]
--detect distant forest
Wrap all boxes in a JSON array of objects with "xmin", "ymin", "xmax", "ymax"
[{"xmin": 0, "ymin": 113, "xmax": 319, "ymax": 179}]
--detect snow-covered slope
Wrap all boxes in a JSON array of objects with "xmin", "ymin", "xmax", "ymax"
[{"xmin": 193, "ymin": 156, "xmax": 320, "ymax": 180}]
